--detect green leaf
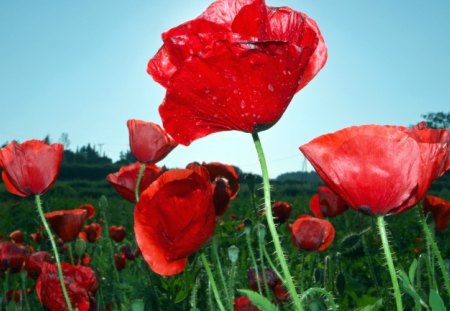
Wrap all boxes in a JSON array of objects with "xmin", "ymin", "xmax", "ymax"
[
  {"xmin": 238, "ymin": 289, "xmax": 278, "ymax": 311},
  {"xmin": 131, "ymin": 299, "xmax": 145, "ymax": 311},
  {"xmin": 398, "ymin": 269, "xmax": 429, "ymax": 308},
  {"xmin": 174, "ymin": 288, "xmax": 189, "ymax": 304},
  {"xmin": 429, "ymin": 289, "xmax": 446, "ymax": 311},
  {"xmin": 409, "ymin": 258, "xmax": 418, "ymax": 284},
  {"xmin": 355, "ymin": 299, "xmax": 383, "ymax": 311}
]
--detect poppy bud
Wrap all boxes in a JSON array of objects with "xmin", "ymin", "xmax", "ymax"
[
  {"xmin": 109, "ymin": 226, "xmax": 126, "ymax": 243},
  {"xmin": 290, "ymin": 215, "xmax": 335, "ymax": 252}
]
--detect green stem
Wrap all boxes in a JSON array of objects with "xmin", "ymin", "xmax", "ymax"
[
  {"xmin": 200, "ymin": 253, "xmax": 226, "ymax": 311},
  {"xmin": 245, "ymin": 232, "xmax": 263, "ymax": 295},
  {"xmin": 257, "ymin": 226, "xmax": 272, "ymax": 299},
  {"xmin": 252, "ymin": 132, "xmax": 302, "ymax": 311},
  {"xmin": 134, "ymin": 163, "xmax": 146, "ymax": 202},
  {"xmin": 35, "ymin": 195, "xmax": 73, "ymax": 311},
  {"xmin": 377, "ymin": 215, "xmax": 403, "ymax": 311},
  {"xmin": 68, "ymin": 243, "xmax": 74, "ymax": 265},
  {"xmin": 212, "ymin": 237, "xmax": 231, "ymax": 308},
  {"xmin": 419, "ymin": 207, "xmax": 450, "ymax": 301}
]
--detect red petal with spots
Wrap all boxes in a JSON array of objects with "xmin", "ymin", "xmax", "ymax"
[
  {"xmin": 423, "ymin": 195, "xmax": 450, "ymax": 232},
  {"xmin": 44, "ymin": 209, "xmax": 87, "ymax": 242},
  {"xmin": 127, "ymin": 120, "xmax": 177, "ymax": 164},
  {"xmin": 0, "ymin": 140, "xmax": 63, "ymax": 197},
  {"xmin": 106, "ymin": 162, "xmax": 165, "ymax": 202},
  {"xmin": 300, "ymin": 125, "xmax": 421, "ymax": 215},
  {"xmin": 290, "ymin": 215, "xmax": 335, "ymax": 251},
  {"xmin": 134, "ymin": 167, "xmax": 215, "ymax": 276}
]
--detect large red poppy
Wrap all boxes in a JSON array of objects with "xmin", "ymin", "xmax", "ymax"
[
  {"xmin": 0, "ymin": 140, "xmax": 64, "ymax": 197},
  {"xmin": 134, "ymin": 167, "xmax": 216, "ymax": 276},
  {"xmin": 106, "ymin": 162, "xmax": 165, "ymax": 202},
  {"xmin": 44, "ymin": 209, "xmax": 87, "ymax": 242},
  {"xmin": 148, "ymin": 0, "xmax": 327, "ymax": 145},
  {"xmin": 36, "ymin": 262, "xmax": 98, "ymax": 311},
  {"xmin": 423, "ymin": 195, "xmax": 450, "ymax": 232},
  {"xmin": 187, "ymin": 162, "xmax": 240, "ymax": 215},
  {"xmin": 300, "ymin": 124, "xmax": 449, "ymax": 216},
  {"xmin": 309, "ymin": 186, "xmax": 349, "ymax": 218},
  {"xmin": 127, "ymin": 119, "xmax": 177, "ymax": 163},
  {"xmin": 290, "ymin": 215, "xmax": 335, "ymax": 251}
]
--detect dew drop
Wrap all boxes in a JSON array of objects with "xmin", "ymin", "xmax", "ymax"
[
  {"xmin": 268, "ymin": 83, "xmax": 274, "ymax": 92},
  {"xmin": 240, "ymin": 100, "xmax": 246, "ymax": 109}
]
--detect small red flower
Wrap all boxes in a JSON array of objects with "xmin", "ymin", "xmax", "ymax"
[
  {"xmin": 114, "ymin": 253, "xmax": 127, "ymax": 271},
  {"xmin": 81, "ymin": 253, "xmax": 91, "ymax": 267},
  {"xmin": 45, "ymin": 209, "xmax": 87, "ymax": 242},
  {"xmin": 121, "ymin": 245, "xmax": 136, "ymax": 261},
  {"xmin": 79, "ymin": 204, "xmax": 95, "ymax": 219},
  {"xmin": 24, "ymin": 251, "xmax": 52, "ymax": 279},
  {"xmin": 309, "ymin": 187, "xmax": 349, "ymax": 218},
  {"xmin": 148, "ymin": 0, "xmax": 327, "ymax": 145},
  {"xmin": 36, "ymin": 262, "xmax": 98, "ymax": 311},
  {"xmin": 30, "ymin": 230, "xmax": 43, "ymax": 244},
  {"xmin": 290, "ymin": 215, "xmax": 335, "ymax": 251},
  {"xmin": 109, "ymin": 226, "xmax": 126, "ymax": 243},
  {"xmin": 273, "ymin": 281, "xmax": 289, "ymax": 302},
  {"xmin": 248, "ymin": 267, "xmax": 278, "ymax": 291},
  {"xmin": 300, "ymin": 125, "xmax": 449, "ymax": 216},
  {"xmin": 127, "ymin": 119, "xmax": 177, "ymax": 163},
  {"xmin": 0, "ymin": 140, "xmax": 64, "ymax": 197},
  {"xmin": 106, "ymin": 162, "xmax": 165, "ymax": 202},
  {"xmin": 271, "ymin": 201, "xmax": 293, "ymax": 224},
  {"xmin": 423, "ymin": 195, "xmax": 450, "ymax": 232},
  {"xmin": 134, "ymin": 167, "xmax": 216, "ymax": 276},
  {"xmin": 80, "ymin": 223, "xmax": 102, "ymax": 243},
  {"xmin": 187, "ymin": 162, "xmax": 240, "ymax": 215},
  {"xmin": 234, "ymin": 296, "xmax": 261, "ymax": 311},
  {"xmin": 9, "ymin": 230, "xmax": 24, "ymax": 244},
  {"xmin": 0, "ymin": 241, "xmax": 28, "ymax": 273}
]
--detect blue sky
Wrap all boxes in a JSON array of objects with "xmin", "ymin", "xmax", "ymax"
[{"xmin": 1, "ymin": 1, "xmax": 449, "ymax": 177}]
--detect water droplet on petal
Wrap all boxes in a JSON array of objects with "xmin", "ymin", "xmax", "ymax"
[
  {"xmin": 268, "ymin": 84, "xmax": 274, "ymax": 92},
  {"xmin": 240, "ymin": 100, "xmax": 246, "ymax": 109}
]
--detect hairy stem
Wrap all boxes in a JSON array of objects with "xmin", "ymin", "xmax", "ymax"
[
  {"xmin": 201, "ymin": 253, "xmax": 226, "ymax": 311},
  {"xmin": 134, "ymin": 163, "xmax": 146, "ymax": 202}
]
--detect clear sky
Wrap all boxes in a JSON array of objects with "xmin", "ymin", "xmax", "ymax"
[{"xmin": 1, "ymin": 1, "xmax": 449, "ymax": 177}]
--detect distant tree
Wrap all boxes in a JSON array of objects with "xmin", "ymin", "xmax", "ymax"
[
  {"xmin": 59, "ymin": 132, "xmax": 71, "ymax": 149},
  {"xmin": 421, "ymin": 112, "xmax": 450, "ymax": 129},
  {"xmin": 43, "ymin": 135, "xmax": 51, "ymax": 144},
  {"xmin": 116, "ymin": 150, "xmax": 136, "ymax": 165},
  {"xmin": 62, "ymin": 143, "xmax": 112, "ymax": 165}
]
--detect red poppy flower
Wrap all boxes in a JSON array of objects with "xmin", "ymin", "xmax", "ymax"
[
  {"xmin": 248, "ymin": 267, "xmax": 278, "ymax": 291},
  {"xmin": 423, "ymin": 195, "xmax": 450, "ymax": 232},
  {"xmin": 234, "ymin": 296, "xmax": 261, "ymax": 311},
  {"xmin": 45, "ymin": 209, "xmax": 87, "ymax": 242},
  {"xmin": 81, "ymin": 253, "xmax": 92, "ymax": 267},
  {"xmin": 121, "ymin": 245, "xmax": 136, "ymax": 261},
  {"xmin": 273, "ymin": 281, "xmax": 289, "ymax": 302},
  {"xmin": 309, "ymin": 187, "xmax": 349, "ymax": 218},
  {"xmin": 80, "ymin": 223, "xmax": 102, "ymax": 243},
  {"xmin": 187, "ymin": 162, "xmax": 240, "ymax": 215},
  {"xmin": 300, "ymin": 125, "xmax": 449, "ymax": 216},
  {"xmin": 148, "ymin": 0, "xmax": 327, "ymax": 145},
  {"xmin": 36, "ymin": 262, "xmax": 98, "ymax": 311},
  {"xmin": 0, "ymin": 241, "xmax": 28, "ymax": 273},
  {"xmin": 271, "ymin": 201, "xmax": 293, "ymax": 224},
  {"xmin": 290, "ymin": 215, "xmax": 335, "ymax": 251},
  {"xmin": 24, "ymin": 251, "xmax": 52, "ymax": 279},
  {"xmin": 106, "ymin": 162, "xmax": 165, "ymax": 202},
  {"xmin": 79, "ymin": 204, "xmax": 95, "ymax": 219},
  {"xmin": 30, "ymin": 230, "xmax": 43, "ymax": 244},
  {"xmin": 134, "ymin": 167, "xmax": 216, "ymax": 276},
  {"xmin": 9, "ymin": 230, "xmax": 24, "ymax": 244},
  {"xmin": 0, "ymin": 140, "xmax": 64, "ymax": 197},
  {"xmin": 109, "ymin": 225, "xmax": 126, "ymax": 243},
  {"xmin": 127, "ymin": 119, "xmax": 178, "ymax": 163},
  {"xmin": 114, "ymin": 253, "xmax": 127, "ymax": 271}
]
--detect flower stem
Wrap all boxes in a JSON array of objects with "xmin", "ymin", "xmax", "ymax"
[
  {"xmin": 245, "ymin": 230, "xmax": 263, "ymax": 295},
  {"xmin": 200, "ymin": 253, "xmax": 226, "ymax": 311},
  {"xmin": 134, "ymin": 163, "xmax": 146, "ymax": 202},
  {"xmin": 251, "ymin": 132, "xmax": 303, "ymax": 311},
  {"xmin": 35, "ymin": 195, "xmax": 73, "ymax": 311},
  {"xmin": 419, "ymin": 206, "xmax": 450, "ymax": 301},
  {"xmin": 376, "ymin": 215, "xmax": 403, "ymax": 311},
  {"xmin": 212, "ymin": 236, "xmax": 231, "ymax": 309}
]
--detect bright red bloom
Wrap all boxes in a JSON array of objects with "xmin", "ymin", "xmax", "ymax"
[
  {"xmin": 148, "ymin": 0, "xmax": 327, "ymax": 145},
  {"xmin": 309, "ymin": 187, "xmax": 349, "ymax": 218},
  {"xmin": 114, "ymin": 253, "xmax": 127, "ymax": 271},
  {"xmin": 80, "ymin": 223, "xmax": 102, "ymax": 243},
  {"xmin": 109, "ymin": 225, "xmax": 126, "ymax": 242},
  {"xmin": 45, "ymin": 209, "xmax": 87, "ymax": 242},
  {"xmin": 423, "ymin": 195, "xmax": 450, "ymax": 232},
  {"xmin": 127, "ymin": 119, "xmax": 177, "ymax": 163},
  {"xmin": 9, "ymin": 230, "xmax": 24, "ymax": 244},
  {"xmin": 290, "ymin": 215, "xmax": 335, "ymax": 251},
  {"xmin": 187, "ymin": 162, "xmax": 240, "ymax": 215},
  {"xmin": 79, "ymin": 204, "xmax": 95, "ymax": 219},
  {"xmin": 24, "ymin": 251, "xmax": 52, "ymax": 279},
  {"xmin": 234, "ymin": 296, "xmax": 261, "ymax": 311},
  {"xmin": 36, "ymin": 262, "xmax": 98, "ymax": 311},
  {"xmin": 0, "ymin": 241, "xmax": 28, "ymax": 273},
  {"xmin": 300, "ymin": 124, "xmax": 449, "ymax": 215},
  {"xmin": 0, "ymin": 140, "xmax": 64, "ymax": 197},
  {"xmin": 134, "ymin": 167, "xmax": 216, "ymax": 276},
  {"xmin": 271, "ymin": 201, "xmax": 293, "ymax": 224},
  {"xmin": 106, "ymin": 162, "xmax": 165, "ymax": 202}
]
